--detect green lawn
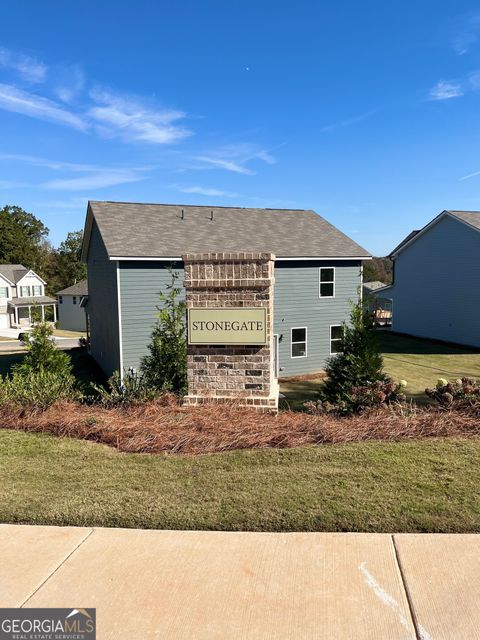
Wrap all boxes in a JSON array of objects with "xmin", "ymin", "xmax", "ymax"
[
  {"xmin": 0, "ymin": 429, "xmax": 479, "ymax": 532},
  {"xmin": 378, "ymin": 332, "xmax": 480, "ymax": 402},
  {"xmin": 281, "ymin": 332, "xmax": 480, "ymax": 408}
]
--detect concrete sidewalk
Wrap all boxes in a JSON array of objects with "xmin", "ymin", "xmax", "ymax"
[{"xmin": 0, "ymin": 525, "xmax": 478, "ymax": 639}]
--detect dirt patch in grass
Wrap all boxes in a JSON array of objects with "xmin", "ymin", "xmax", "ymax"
[{"xmin": 1, "ymin": 398, "xmax": 479, "ymax": 455}]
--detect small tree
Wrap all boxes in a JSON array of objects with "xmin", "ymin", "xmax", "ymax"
[
  {"xmin": 320, "ymin": 300, "xmax": 387, "ymax": 409},
  {"xmin": 13, "ymin": 322, "xmax": 73, "ymax": 377},
  {"xmin": 140, "ymin": 269, "xmax": 187, "ymax": 394}
]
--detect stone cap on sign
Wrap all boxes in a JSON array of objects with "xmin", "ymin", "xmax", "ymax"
[{"xmin": 182, "ymin": 252, "xmax": 275, "ymax": 262}]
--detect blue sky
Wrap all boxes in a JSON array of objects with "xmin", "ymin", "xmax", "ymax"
[{"xmin": 1, "ymin": 1, "xmax": 480, "ymax": 254}]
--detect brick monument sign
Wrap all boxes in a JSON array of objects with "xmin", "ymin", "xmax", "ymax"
[{"xmin": 183, "ymin": 252, "xmax": 279, "ymax": 412}]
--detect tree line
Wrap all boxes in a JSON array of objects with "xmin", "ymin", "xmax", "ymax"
[{"xmin": 0, "ymin": 205, "xmax": 86, "ymax": 295}]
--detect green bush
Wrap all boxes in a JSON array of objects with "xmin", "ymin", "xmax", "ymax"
[
  {"xmin": 13, "ymin": 322, "xmax": 72, "ymax": 377},
  {"xmin": 91, "ymin": 370, "xmax": 159, "ymax": 407},
  {"xmin": 0, "ymin": 369, "xmax": 81, "ymax": 409},
  {"xmin": 141, "ymin": 269, "xmax": 187, "ymax": 395},
  {"xmin": 317, "ymin": 300, "xmax": 389, "ymax": 414}
]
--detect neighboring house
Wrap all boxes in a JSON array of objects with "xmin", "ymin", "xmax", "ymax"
[
  {"xmin": 0, "ymin": 264, "xmax": 56, "ymax": 329},
  {"xmin": 363, "ymin": 281, "xmax": 392, "ymax": 326},
  {"xmin": 372, "ymin": 210, "xmax": 480, "ymax": 347},
  {"xmin": 81, "ymin": 201, "xmax": 371, "ymax": 378},
  {"xmin": 57, "ymin": 279, "xmax": 88, "ymax": 332}
]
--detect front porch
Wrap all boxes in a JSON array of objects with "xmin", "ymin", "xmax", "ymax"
[{"xmin": 8, "ymin": 296, "xmax": 57, "ymax": 329}]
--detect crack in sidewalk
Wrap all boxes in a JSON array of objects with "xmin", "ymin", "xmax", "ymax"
[{"xmin": 20, "ymin": 528, "xmax": 94, "ymax": 607}]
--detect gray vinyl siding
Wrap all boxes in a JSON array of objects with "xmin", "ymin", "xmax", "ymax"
[
  {"xmin": 118, "ymin": 260, "xmax": 361, "ymax": 376},
  {"xmin": 87, "ymin": 221, "xmax": 120, "ymax": 376},
  {"xmin": 57, "ymin": 295, "xmax": 87, "ymax": 332},
  {"xmin": 119, "ymin": 261, "xmax": 184, "ymax": 373},
  {"xmin": 389, "ymin": 215, "xmax": 480, "ymax": 347},
  {"xmin": 274, "ymin": 261, "xmax": 362, "ymax": 376}
]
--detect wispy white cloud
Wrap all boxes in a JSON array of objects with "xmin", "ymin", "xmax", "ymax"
[
  {"xmin": 0, "ymin": 153, "xmax": 97, "ymax": 171},
  {"xmin": 42, "ymin": 169, "xmax": 146, "ymax": 190},
  {"xmin": 429, "ymin": 80, "xmax": 464, "ymax": 100},
  {"xmin": 0, "ymin": 152, "xmax": 149, "ymax": 191},
  {"xmin": 193, "ymin": 143, "xmax": 276, "ymax": 175},
  {"xmin": 459, "ymin": 169, "xmax": 480, "ymax": 180},
  {"xmin": 54, "ymin": 65, "xmax": 85, "ymax": 103},
  {"xmin": 88, "ymin": 88, "xmax": 192, "ymax": 144},
  {"xmin": 321, "ymin": 109, "xmax": 377, "ymax": 133},
  {"xmin": 0, "ymin": 47, "xmax": 47, "ymax": 82},
  {"xmin": 175, "ymin": 185, "xmax": 239, "ymax": 197},
  {"xmin": 453, "ymin": 13, "xmax": 480, "ymax": 55},
  {"xmin": 195, "ymin": 156, "xmax": 255, "ymax": 175},
  {"xmin": 0, "ymin": 83, "xmax": 87, "ymax": 129}
]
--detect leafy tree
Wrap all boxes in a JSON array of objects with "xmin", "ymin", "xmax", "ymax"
[
  {"xmin": 141, "ymin": 269, "xmax": 187, "ymax": 394},
  {"xmin": 0, "ymin": 205, "xmax": 49, "ymax": 272},
  {"xmin": 319, "ymin": 300, "xmax": 387, "ymax": 410},
  {"xmin": 45, "ymin": 230, "xmax": 87, "ymax": 294},
  {"xmin": 363, "ymin": 257, "xmax": 393, "ymax": 284},
  {"xmin": 13, "ymin": 322, "xmax": 73, "ymax": 378}
]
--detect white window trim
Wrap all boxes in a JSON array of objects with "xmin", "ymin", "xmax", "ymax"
[
  {"xmin": 291, "ymin": 326, "xmax": 308, "ymax": 359},
  {"xmin": 32, "ymin": 285, "xmax": 42, "ymax": 296},
  {"xmin": 20, "ymin": 285, "xmax": 31, "ymax": 297},
  {"xmin": 329, "ymin": 324, "xmax": 343, "ymax": 355},
  {"xmin": 319, "ymin": 266, "xmax": 335, "ymax": 298}
]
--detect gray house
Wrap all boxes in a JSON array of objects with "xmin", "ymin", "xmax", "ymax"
[
  {"xmin": 373, "ymin": 210, "xmax": 480, "ymax": 347},
  {"xmin": 81, "ymin": 201, "xmax": 371, "ymax": 378},
  {"xmin": 57, "ymin": 279, "xmax": 88, "ymax": 332}
]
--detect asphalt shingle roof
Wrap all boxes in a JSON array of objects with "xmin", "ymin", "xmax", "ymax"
[
  {"xmin": 362, "ymin": 281, "xmax": 387, "ymax": 291},
  {"xmin": 0, "ymin": 264, "xmax": 29, "ymax": 284},
  {"xmin": 57, "ymin": 279, "xmax": 88, "ymax": 296},
  {"xmin": 86, "ymin": 201, "xmax": 371, "ymax": 259},
  {"xmin": 448, "ymin": 210, "xmax": 480, "ymax": 230}
]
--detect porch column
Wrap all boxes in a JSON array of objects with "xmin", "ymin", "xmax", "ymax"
[
  {"xmin": 28, "ymin": 306, "xmax": 31, "ymax": 325},
  {"xmin": 53, "ymin": 304, "xmax": 57, "ymax": 323},
  {"xmin": 14, "ymin": 307, "xmax": 18, "ymax": 327},
  {"xmin": 41, "ymin": 305, "xmax": 45, "ymax": 321}
]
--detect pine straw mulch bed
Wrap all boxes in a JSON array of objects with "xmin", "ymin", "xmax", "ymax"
[{"xmin": 1, "ymin": 395, "xmax": 479, "ymax": 455}]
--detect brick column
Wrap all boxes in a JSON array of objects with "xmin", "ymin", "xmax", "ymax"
[{"xmin": 183, "ymin": 252, "xmax": 279, "ymax": 412}]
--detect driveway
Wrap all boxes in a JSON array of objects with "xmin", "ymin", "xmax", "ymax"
[
  {"xmin": 0, "ymin": 337, "xmax": 79, "ymax": 353},
  {"xmin": 0, "ymin": 525, "xmax": 478, "ymax": 639}
]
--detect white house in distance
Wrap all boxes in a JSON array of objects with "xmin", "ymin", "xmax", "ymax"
[
  {"xmin": 0, "ymin": 264, "xmax": 57, "ymax": 329},
  {"xmin": 372, "ymin": 210, "xmax": 480, "ymax": 347},
  {"xmin": 56, "ymin": 279, "xmax": 88, "ymax": 332}
]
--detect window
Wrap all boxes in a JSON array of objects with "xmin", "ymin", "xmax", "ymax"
[
  {"xmin": 0, "ymin": 286, "xmax": 7, "ymax": 298},
  {"xmin": 58, "ymin": 296, "xmax": 63, "ymax": 304},
  {"xmin": 319, "ymin": 267, "xmax": 335, "ymax": 297},
  {"xmin": 73, "ymin": 296, "xmax": 77, "ymax": 305},
  {"xmin": 291, "ymin": 327, "xmax": 307, "ymax": 358},
  {"xmin": 20, "ymin": 286, "xmax": 30, "ymax": 297},
  {"xmin": 32, "ymin": 285, "xmax": 42, "ymax": 296},
  {"xmin": 330, "ymin": 325, "xmax": 343, "ymax": 354},
  {"xmin": 384, "ymin": 301, "xmax": 392, "ymax": 311}
]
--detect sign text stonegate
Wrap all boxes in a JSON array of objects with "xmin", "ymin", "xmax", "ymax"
[{"xmin": 188, "ymin": 308, "xmax": 267, "ymax": 345}]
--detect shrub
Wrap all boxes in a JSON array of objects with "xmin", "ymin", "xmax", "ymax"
[
  {"xmin": 13, "ymin": 322, "xmax": 72, "ymax": 377},
  {"xmin": 92, "ymin": 370, "xmax": 159, "ymax": 407},
  {"xmin": 317, "ymin": 300, "xmax": 390, "ymax": 413},
  {"xmin": 426, "ymin": 377, "xmax": 480, "ymax": 411},
  {"xmin": 0, "ymin": 369, "xmax": 81, "ymax": 410},
  {"xmin": 141, "ymin": 269, "xmax": 187, "ymax": 395},
  {"xmin": 306, "ymin": 379, "xmax": 407, "ymax": 415}
]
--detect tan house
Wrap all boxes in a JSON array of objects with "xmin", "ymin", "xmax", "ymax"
[{"xmin": 0, "ymin": 264, "xmax": 57, "ymax": 329}]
